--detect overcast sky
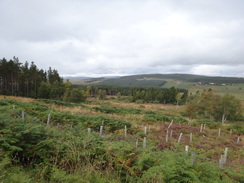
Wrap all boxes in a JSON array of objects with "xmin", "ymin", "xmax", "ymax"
[{"xmin": 1, "ymin": 0, "xmax": 244, "ymax": 77}]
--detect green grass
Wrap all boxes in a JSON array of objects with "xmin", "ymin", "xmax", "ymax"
[
  {"xmin": 187, "ymin": 84, "xmax": 244, "ymax": 101},
  {"xmin": 162, "ymin": 80, "xmax": 244, "ymax": 101},
  {"xmin": 162, "ymin": 79, "xmax": 196, "ymax": 89}
]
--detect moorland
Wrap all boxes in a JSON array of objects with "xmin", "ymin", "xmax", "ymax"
[{"xmin": 0, "ymin": 57, "xmax": 243, "ymax": 182}]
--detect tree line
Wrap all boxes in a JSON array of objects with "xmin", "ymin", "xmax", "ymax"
[
  {"xmin": 82, "ymin": 85, "xmax": 188, "ymax": 104},
  {"xmin": 0, "ymin": 57, "xmax": 86, "ymax": 103},
  {"xmin": 1, "ymin": 57, "xmax": 188, "ymax": 104}
]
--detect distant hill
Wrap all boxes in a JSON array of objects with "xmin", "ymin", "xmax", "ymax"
[
  {"xmin": 64, "ymin": 76, "xmax": 93, "ymax": 80},
  {"xmin": 69, "ymin": 73, "xmax": 244, "ymax": 87}
]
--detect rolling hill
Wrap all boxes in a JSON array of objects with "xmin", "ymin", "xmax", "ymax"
[{"xmin": 68, "ymin": 73, "xmax": 244, "ymax": 87}]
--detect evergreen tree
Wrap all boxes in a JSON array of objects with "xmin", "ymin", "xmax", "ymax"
[
  {"xmin": 50, "ymin": 81, "xmax": 65, "ymax": 100},
  {"xmin": 70, "ymin": 88, "xmax": 86, "ymax": 103},
  {"xmin": 38, "ymin": 82, "xmax": 51, "ymax": 99},
  {"xmin": 0, "ymin": 57, "xmax": 64, "ymax": 100}
]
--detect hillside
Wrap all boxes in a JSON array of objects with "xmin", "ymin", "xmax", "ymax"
[
  {"xmin": 68, "ymin": 74, "xmax": 244, "ymax": 101},
  {"xmin": 69, "ymin": 73, "xmax": 244, "ymax": 87}
]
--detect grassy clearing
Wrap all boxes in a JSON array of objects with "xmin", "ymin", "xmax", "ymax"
[
  {"xmin": 0, "ymin": 95, "xmax": 34, "ymax": 103},
  {"xmin": 158, "ymin": 79, "xmax": 244, "ymax": 101},
  {"xmin": 162, "ymin": 79, "xmax": 196, "ymax": 89},
  {"xmin": 187, "ymin": 84, "xmax": 244, "ymax": 101}
]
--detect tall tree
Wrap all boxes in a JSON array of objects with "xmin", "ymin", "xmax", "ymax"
[
  {"xmin": 38, "ymin": 81, "xmax": 51, "ymax": 99},
  {"xmin": 0, "ymin": 57, "xmax": 64, "ymax": 99},
  {"xmin": 50, "ymin": 81, "xmax": 65, "ymax": 100},
  {"xmin": 47, "ymin": 67, "xmax": 62, "ymax": 84}
]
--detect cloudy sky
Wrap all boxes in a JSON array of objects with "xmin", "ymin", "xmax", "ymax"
[{"xmin": 1, "ymin": 0, "xmax": 244, "ymax": 77}]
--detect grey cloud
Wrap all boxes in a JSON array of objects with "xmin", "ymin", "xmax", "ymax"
[{"xmin": 0, "ymin": 0, "xmax": 244, "ymax": 77}]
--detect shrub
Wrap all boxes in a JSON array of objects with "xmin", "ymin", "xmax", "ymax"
[
  {"xmin": 227, "ymin": 123, "xmax": 244, "ymax": 134},
  {"xmin": 143, "ymin": 113, "xmax": 188, "ymax": 123},
  {"xmin": 198, "ymin": 119, "xmax": 221, "ymax": 129},
  {"xmin": 93, "ymin": 106, "xmax": 142, "ymax": 115}
]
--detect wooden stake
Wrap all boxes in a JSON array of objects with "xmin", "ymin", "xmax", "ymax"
[
  {"xmin": 170, "ymin": 130, "xmax": 173, "ymax": 138},
  {"xmin": 219, "ymin": 155, "xmax": 225, "ymax": 169},
  {"xmin": 200, "ymin": 124, "xmax": 203, "ymax": 133},
  {"xmin": 166, "ymin": 130, "xmax": 169, "ymax": 142},
  {"xmin": 190, "ymin": 133, "xmax": 193, "ymax": 143},
  {"xmin": 185, "ymin": 145, "xmax": 189, "ymax": 153},
  {"xmin": 237, "ymin": 136, "xmax": 240, "ymax": 144},
  {"xmin": 218, "ymin": 128, "xmax": 221, "ymax": 137},
  {"xmin": 136, "ymin": 139, "xmax": 139, "ymax": 148},
  {"xmin": 168, "ymin": 120, "xmax": 173, "ymax": 129},
  {"xmin": 229, "ymin": 129, "xmax": 232, "ymax": 135},
  {"xmin": 22, "ymin": 111, "xmax": 25, "ymax": 121},
  {"xmin": 47, "ymin": 114, "xmax": 51, "ymax": 125},
  {"xmin": 99, "ymin": 126, "xmax": 103, "ymax": 137},
  {"xmin": 224, "ymin": 147, "xmax": 228, "ymax": 163},
  {"xmin": 178, "ymin": 133, "xmax": 183, "ymax": 143},
  {"xmin": 143, "ymin": 137, "xmax": 147, "ymax": 149},
  {"xmin": 88, "ymin": 128, "xmax": 91, "ymax": 134},
  {"xmin": 144, "ymin": 126, "xmax": 147, "ymax": 134},
  {"xmin": 124, "ymin": 125, "xmax": 127, "ymax": 138}
]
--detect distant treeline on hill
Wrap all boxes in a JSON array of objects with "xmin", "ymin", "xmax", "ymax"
[
  {"xmin": 84, "ymin": 74, "xmax": 244, "ymax": 87},
  {"xmin": 80, "ymin": 85, "xmax": 188, "ymax": 104},
  {"xmin": 129, "ymin": 74, "xmax": 244, "ymax": 84},
  {"xmin": 97, "ymin": 77, "xmax": 167, "ymax": 87}
]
